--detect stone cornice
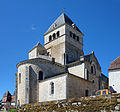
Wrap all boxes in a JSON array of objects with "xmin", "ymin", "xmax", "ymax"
[
  {"xmin": 44, "ymin": 33, "xmax": 83, "ymax": 46},
  {"xmin": 67, "ymin": 60, "xmax": 83, "ymax": 68},
  {"xmin": 39, "ymin": 73, "xmax": 68, "ymax": 83},
  {"xmin": 44, "ymin": 23, "xmax": 84, "ymax": 36},
  {"xmin": 44, "ymin": 24, "xmax": 65, "ymax": 36},
  {"xmin": 16, "ymin": 58, "xmax": 66, "ymax": 69}
]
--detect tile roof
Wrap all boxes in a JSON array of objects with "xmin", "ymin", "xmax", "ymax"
[
  {"xmin": 44, "ymin": 13, "xmax": 82, "ymax": 35},
  {"xmin": 3, "ymin": 105, "xmax": 15, "ymax": 109},
  {"xmin": 2, "ymin": 91, "xmax": 11, "ymax": 102},
  {"xmin": 109, "ymin": 56, "xmax": 120, "ymax": 70},
  {"xmin": 11, "ymin": 94, "xmax": 15, "ymax": 102}
]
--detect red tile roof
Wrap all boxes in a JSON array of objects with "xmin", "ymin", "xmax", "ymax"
[
  {"xmin": 11, "ymin": 94, "xmax": 15, "ymax": 102},
  {"xmin": 2, "ymin": 91, "xmax": 11, "ymax": 102},
  {"xmin": 3, "ymin": 105, "xmax": 15, "ymax": 109},
  {"xmin": 109, "ymin": 56, "xmax": 120, "ymax": 70}
]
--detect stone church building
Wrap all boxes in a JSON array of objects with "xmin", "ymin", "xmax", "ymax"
[{"xmin": 15, "ymin": 13, "xmax": 108, "ymax": 106}]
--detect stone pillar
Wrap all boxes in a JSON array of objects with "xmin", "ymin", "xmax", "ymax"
[
  {"xmin": 15, "ymin": 72, "xmax": 18, "ymax": 107},
  {"xmin": 25, "ymin": 66, "xmax": 29, "ymax": 104}
]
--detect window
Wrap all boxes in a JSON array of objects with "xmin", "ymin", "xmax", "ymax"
[
  {"xmin": 19, "ymin": 73, "xmax": 21, "ymax": 84},
  {"xmin": 70, "ymin": 31, "xmax": 72, "ymax": 37},
  {"xmin": 85, "ymin": 68, "xmax": 89, "ymax": 80},
  {"xmin": 47, "ymin": 52, "xmax": 50, "ymax": 56},
  {"xmin": 91, "ymin": 66, "xmax": 94, "ymax": 74},
  {"xmin": 102, "ymin": 91, "xmax": 106, "ymax": 95},
  {"xmin": 85, "ymin": 90, "xmax": 89, "ymax": 96},
  {"xmin": 50, "ymin": 82, "xmax": 54, "ymax": 95},
  {"xmin": 77, "ymin": 36, "xmax": 79, "ymax": 41},
  {"xmin": 87, "ymin": 69, "xmax": 89, "ymax": 80},
  {"xmin": 38, "ymin": 71, "xmax": 43, "ymax": 80},
  {"xmin": 49, "ymin": 35, "xmax": 52, "ymax": 41},
  {"xmin": 53, "ymin": 33, "xmax": 56, "ymax": 39},
  {"xmin": 73, "ymin": 33, "xmax": 76, "ymax": 39},
  {"xmin": 91, "ymin": 65, "xmax": 96, "ymax": 75},
  {"xmin": 96, "ymin": 91, "xmax": 101, "ymax": 95},
  {"xmin": 56, "ymin": 31, "xmax": 60, "ymax": 37}
]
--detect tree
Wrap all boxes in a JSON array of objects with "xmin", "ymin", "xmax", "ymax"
[{"xmin": 0, "ymin": 99, "xmax": 2, "ymax": 110}]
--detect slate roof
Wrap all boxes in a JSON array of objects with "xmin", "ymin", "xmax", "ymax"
[
  {"xmin": 109, "ymin": 56, "xmax": 120, "ymax": 70},
  {"xmin": 28, "ymin": 42, "xmax": 46, "ymax": 53},
  {"xmin": 44, "ymin": 13, "xmax": 82, "ymax": 35}
]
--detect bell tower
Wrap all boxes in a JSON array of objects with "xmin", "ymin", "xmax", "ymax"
[{"xmin": 44, "ymin": 13, "xmax": 84, "ymax": 65}]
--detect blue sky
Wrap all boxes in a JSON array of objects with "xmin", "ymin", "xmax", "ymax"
[{"xmin": 0, "ymin": 0, "xmax": 120, "ymax": 99}]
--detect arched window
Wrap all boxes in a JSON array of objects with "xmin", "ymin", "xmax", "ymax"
[
  {"xmin": 50, "ymin": 82, "xmax": 54, "ymax": 95},
  {"xmin": 19, "ymin": 73, "xmax": 21, "ymax": 84},
  {"xmin": 77, "ymin": 36, "xmax": 79, "ymax": 41},
  {"xmin": 47, "ymin": 52, "xmax": 50, "ymax": 56},
  {"xmin": 49, "ymin": 35, "xmax": 52, "ymax": 41},
  {"xmin": 56, "ymin": 31, "xmax": 60, "ymax": 37},
  {"xmin": 53, "ymin": 33, "xmax": 56, "ymax": 39},
  {"xmin": 85, "ymin": 90, "xmax": 89, "ymax": 96},
  {"xmin": 38, "ymin": 71, "xmax": 43, "ymax": 80},
  {"xmin": 73, "ymin": 33, "xmax": 76, "ymax": 39},
  {"xmin": 87, "ymin": 69, "xmax": 89, "ymax": 80},
  {"xmin": 91, "ymin": 65, "xmax": 96, "ymax": 75},
  {"xmin": 70, "ymin": 31, "xmax": 72, "ymax": 37},
  {"xmin": 91, "ymin": 66, "xmax": 94, "ymax": 74}
]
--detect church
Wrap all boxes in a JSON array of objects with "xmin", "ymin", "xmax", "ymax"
[{"xmin": 15, "ymin": 13, "xmax": 108, "ymax": 106}]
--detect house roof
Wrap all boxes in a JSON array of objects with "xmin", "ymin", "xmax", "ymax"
[
  {"xmin": 2, "ymin": 91, "xmax": 11, "ymax": 103},
  {"xmin": 3, "ymin": 105, "xmax": 15, "ymax": 109},
  {"xmin": 11, "ymin": 94, "xmax": 15, "ymax": 102},
  {"xmin": 109, "ymin": 56, "xmax": 120, "ymax": 70},
  {"xmin": 44, "ymin": 13, "xmax": 83, "ymax": 35}
]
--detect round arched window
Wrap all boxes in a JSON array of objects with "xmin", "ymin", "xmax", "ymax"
[
  {"xmin": 53, "ymin": 33, "xmax": 56, "ymax": 39},
  {"xmin": 50, "ymin": 82, "xmax": 54, "ymax": 95}
]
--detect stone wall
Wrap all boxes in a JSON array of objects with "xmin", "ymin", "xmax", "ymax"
[
  {"xmin": 84, "ymin": 56, "xmax": 102, "ymax": 94},
  {"xmin": 67, "ymin": 74, "xmax": 93, "ymax": 98},
  {"xmin": 68, "ymin": 63, "xmax": 84, "ymax": 78},
  {"xmin": 17, "ymin": 59, "xmax": 66, "ymax": 106},
  {"xmin": 65, "ymin": 41, "xmax": 83, "ymax": 63},
  {"xmin": 15, "ymin": 72, "xmax": 18, "ymax": 106},
  {"xmin": 39, "ymin": 74, "xmax": 67, "ymax": 102},
  {"xmin": 44, "ymin": 24, "xmax": 84, "ymax": 65},
  {"xmin": 17, "ymin": 64, "xmax": 27, "ymax": 105}
]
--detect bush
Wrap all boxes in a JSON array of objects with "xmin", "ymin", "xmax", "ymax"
[
  {"xmin": 19, "ymin": 95, "xmax": 120, "ymax": 112},
  {"xmin": 9, "ymin": 109, "xmax": 17, "ymax": 112}
]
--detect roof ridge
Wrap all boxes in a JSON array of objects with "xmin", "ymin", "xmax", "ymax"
[{"xmin": 111, "ymin": 56, "xmax": 120, "ymax": 64}]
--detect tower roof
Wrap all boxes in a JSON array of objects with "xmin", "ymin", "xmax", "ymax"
[
  {"xmin": 109, "ymin": 56, "xmax": 120, "ymax": 70},
  {"xmin": 44, "ymin": 13, "xmax": 82, "ymax": 35},
  {"xmin": 28, "ymin": 42, "xmax": 46, "ymax": 53}
]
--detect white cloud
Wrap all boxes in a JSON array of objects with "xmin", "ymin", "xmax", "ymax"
[{"xmin": 31, "ymin": 24, "xmax": 37, "ymax": 31}]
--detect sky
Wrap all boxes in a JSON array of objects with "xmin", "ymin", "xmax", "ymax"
[{"xmin": 0, "ymin": 0, "xmax": 120, "ymax": 99}]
